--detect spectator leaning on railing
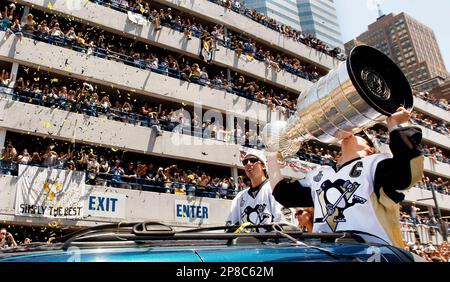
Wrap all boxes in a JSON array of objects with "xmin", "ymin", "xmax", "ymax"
[
  {"xmin": 414, "ymin": 91, "xmax": 449, "ymax": 111},
  {"xmin": 411, "ymin": 110, "xmax": 450, "ymax": 135}
]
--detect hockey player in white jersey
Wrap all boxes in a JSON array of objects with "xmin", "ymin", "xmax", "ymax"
[
  {"xmin": 266, "ymin": 107, "xmax": 424, "ymax": 247},
  {"xmin": 226, "ymin": 151, "xmax": 285, "ymax": 232}
]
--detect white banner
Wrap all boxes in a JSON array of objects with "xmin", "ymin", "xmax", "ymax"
[
  {"xmin": 15, "ymin": 165, "xmax": 85, "ymax": 218},
  {"xmin": 127, "ymin": 11, "xmax": 148, "ymax": 26},
  {"xmin": 83, "ymin": 191, "xmax": 126, "ymax": 219}
]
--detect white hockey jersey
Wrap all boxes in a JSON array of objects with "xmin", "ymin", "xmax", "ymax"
[
  {"xmin": 300, "ymin": 154, "xmax": 393, "ymax": 243},
  {"xmin": 226, "ymin": 179, "xmax": 284, "ymax": 231}
]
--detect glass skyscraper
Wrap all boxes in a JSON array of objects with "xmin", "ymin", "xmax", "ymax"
[
  {"xmin": 297, "ymin": 0, "xmax": 344, "ymax": 49},
  {"xmin": 244, "ymin": 0, "xmax": 302, "ymax": 31},
  {"xmin": 244, "ymin": 0, "xmax": 344, "ymax": 49}
]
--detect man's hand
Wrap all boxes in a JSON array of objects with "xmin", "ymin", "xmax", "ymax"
[
  {"xmin": 387, "ymin": 107, "xmax": 412, "ymax": 132},
  {"xmin": 263, "ymin": 151, "xmax": 284, "ymax": 191}
]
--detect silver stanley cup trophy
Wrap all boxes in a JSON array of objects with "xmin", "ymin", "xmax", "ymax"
[{"xmin": 262, "ymin": 45, "xmax": 413, "ymax": 159}]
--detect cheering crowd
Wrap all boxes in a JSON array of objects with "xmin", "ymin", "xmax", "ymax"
[
  {"xmin": 414, "ymin": 91, "xmax": 449, "ymax": 111},
  {"xmin": 1, "ymin": 3, "xmax": 301, "ymax": 114},
  {"xmin": 92, "ymin": 0, "xmax": 344, "ymax": 61},
  {"xmin": 1, "ymin": 70, "xmax": 266, "ymax": 148},
  {"xmin": 0, "ymin": 136, "xmax": 248, "ymax": 199}
]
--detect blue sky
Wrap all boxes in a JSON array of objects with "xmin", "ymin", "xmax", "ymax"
[{"xmin": 335, "ymin": 0, "xmax": 450, "ymax": 71}]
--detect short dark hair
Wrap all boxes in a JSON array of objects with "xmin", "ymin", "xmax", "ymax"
[{"xmin": 355, "ymin": 130, "xmax": 378, "ymax": 150}]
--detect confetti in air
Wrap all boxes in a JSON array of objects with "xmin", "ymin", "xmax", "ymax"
[{"xmin": 44, "ymin": 121, "xmax": 52, "ymax": 129}]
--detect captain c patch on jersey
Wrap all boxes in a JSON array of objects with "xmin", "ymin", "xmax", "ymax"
[{"xmin": 315, "ymin": 179, "xmax": 367, "ymax": 231}]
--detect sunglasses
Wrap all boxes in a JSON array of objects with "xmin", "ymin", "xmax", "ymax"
[{"xmin": 242, "ymin": 158, "xmax": 260, "ymax": 166}]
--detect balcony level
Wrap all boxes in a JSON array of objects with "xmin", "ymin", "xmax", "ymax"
[
  {"xmin": 414, "ymin": 97, "xmax": 450, "ymax": 123},
  {"xmin": 16, "ymin": 0, "xmax": 338, "ymax": 71},
  {"xmin": 423, "ymin": 157, "xmax": 450, "ymax": 179},
  {"xmin": 416, "ymin": 125, "xmax": 450, "ymax": 150},
  {"xmin": 0, "ymin": 31, "xmax": 272, "ymax": 123},
  {"xmin": 376, "ymin": 142, "xmax": 450, "ymax": 179},
  {"xmin": 152, "ymin": 0, "xmax": 340, "ymax": 70},
  {"xmin": 15, "ymin": 0, "xmax": 313, "ymax": 95},
  {"xmin": 0, "ymin": 98, "xmax": 304, "ymax": 179},
  {"xmin": 404, "ymin": 187, "xmax": 450, "ymax": 212}
]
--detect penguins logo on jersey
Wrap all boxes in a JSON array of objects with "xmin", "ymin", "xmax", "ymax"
[
  {"xmin": 315, "ymin": 179, "xmax": 367, "ymax": 231},
  {"xmin": 242, "ymin": 204, "xmax": 271, "ymax": 225}
]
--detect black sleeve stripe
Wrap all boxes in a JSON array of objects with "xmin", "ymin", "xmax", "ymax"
[
  {"xmin": 388, "ymin": 126, "xmax": 423, "ymax": 160},
  {"xmin": 374, "ymin": 126, "xmax": 424, "ymax": 202},
  {"xmin": 273, "ymin": 180, "xmax": 313, "ymax": 208}
]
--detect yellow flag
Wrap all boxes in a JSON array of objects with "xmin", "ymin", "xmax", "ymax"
[{"xmin": 47, "ymin": 2, "xmax": 53, "ymax": 10}]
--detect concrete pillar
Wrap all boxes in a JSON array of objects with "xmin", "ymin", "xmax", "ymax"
[
  {"xmin": 231, "ymin": 167, "xmax": 238, "ymax": 187},
  {"xmin": 428, "ymin": 206, "xmax": 435, "ymax": 218},
  {"xmin": 226, "ymin": 113, "xmax": 235, "ymax": 144},
  {"xmin": 9, "ymin": 63, "xmax": 19, "ymax": 87},
  {"xmin": 235, "ymin": 116, "xmax": 246, "ymax": 146},
  {"xmin": 269, "ymin": 109, "xmax": 278, "ymax": 123},
  {"xmin": 0, "ymin": 129, "xmax": 6, "ymax": 152},
  {"xmin": 21, "ymin": 6, "xmax": 31, "ymax": 24}
]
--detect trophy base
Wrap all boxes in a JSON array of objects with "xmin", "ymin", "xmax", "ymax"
[{"xmin": 347, "ymin": 45, "xmax": 413, "ymax": 116}]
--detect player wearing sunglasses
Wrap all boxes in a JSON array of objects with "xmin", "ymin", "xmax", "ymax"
[{"xmin": 226, "ymin": 151, "xmax": 285, "ymax": 232}]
